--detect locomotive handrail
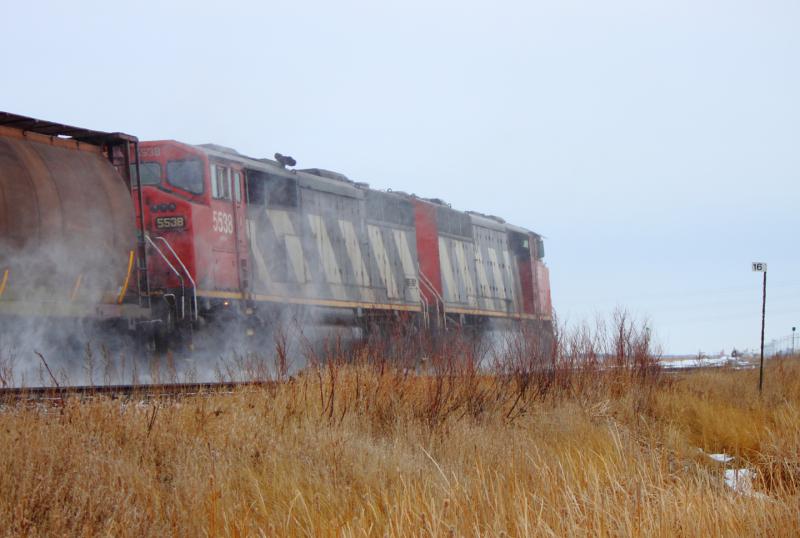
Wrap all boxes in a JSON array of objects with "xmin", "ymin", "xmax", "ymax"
[
  {"xmin": 0, "ymin": 269, "xmax": 8, "ymax": 299},
  {"xmin": 153, "ymin": 235, "xmax": 198, "ymax": 322},
  {"xmin": 69, "ymin": 274, "xmax": 83, "ymax": 302},
  {"xmin": 417, "ymin": 269, "xmax": 446, "ymax": 328},
  {"xmin": 419, "ymin": 292, "xmax": 430, "ymax": 329},
  {"xmin": 417, "ymin": 276, "xmax": 438, "ymax": 324},
  {"xmin": 144, "ymin": 234, "xmax": 186, "ymax": 320},
  {"xmin": 418, "ymin": 269, "xmax": 444, "ymax": 304}
]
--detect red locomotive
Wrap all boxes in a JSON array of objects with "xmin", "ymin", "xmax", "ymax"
[{"xmin": 0, "ymin": 112, "xmax": 552, "ymax": 349}]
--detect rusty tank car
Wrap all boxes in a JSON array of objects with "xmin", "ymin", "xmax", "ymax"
[{"xmin": 0, "ymin": 112, "xmax": 147, "ymax": 320}]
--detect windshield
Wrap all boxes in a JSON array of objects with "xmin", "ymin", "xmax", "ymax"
[
  {"xmin": 130, "ymin": 162, "xmax": 162, "ymax": 186},
  {"xmin": 166, "ymin": 159, "xmax": 204, "ymax": 194}
]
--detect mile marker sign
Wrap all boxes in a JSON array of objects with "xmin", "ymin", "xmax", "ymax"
[{"xmin": 752, "ymin": 261, "xmax": 768, "ymax": 392}]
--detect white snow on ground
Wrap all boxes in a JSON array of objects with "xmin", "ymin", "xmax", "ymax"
[
  {"xmin": 709, "ymin": 453, "xmax": 735, "ymax": 463},
  {"xmin": 724, "ymin": 468, "xmax": 761, "ymax": 497},
  {"xmin": 702, "ymin": 451, "xmax": 769, "ymax": 499},
  {"xmin": 660, "ymin": 355, "xmax": 752, "ymax": 369}
]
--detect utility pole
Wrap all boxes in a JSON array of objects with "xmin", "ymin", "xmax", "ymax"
[
  {"xmin": 752, "ymin": 262, "xmax": 767, "ymax": 393},
  {"xmin": 793, "ymin": 326, "xmax": 796, "ymax": 355}
]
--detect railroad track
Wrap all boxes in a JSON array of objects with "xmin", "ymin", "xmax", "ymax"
[
  {"xmin": 0, "ymin": 380, "xmax": 273, "ymax": 402},
  {"xmin": 0, "ymin": 363, "xmax": 753, "ymax": 403}
]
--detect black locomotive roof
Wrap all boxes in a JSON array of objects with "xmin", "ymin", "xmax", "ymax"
[{"xmin": 0, "ymin": 111, "xmax": 137, "ymax": 146}]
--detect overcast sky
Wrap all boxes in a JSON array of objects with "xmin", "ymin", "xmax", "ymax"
[{"xmin": 2, "ymin": 0, "xmax": 798, "ymax": 354}]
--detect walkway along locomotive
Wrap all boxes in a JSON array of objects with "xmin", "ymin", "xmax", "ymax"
[{"xmin": 0, "ymin": 112, "xmax": 552, "ymax": 350}]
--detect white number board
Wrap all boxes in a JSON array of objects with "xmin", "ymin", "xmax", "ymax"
[{"xmin": 751, "ymin": 262, "xmax": 767, "ymax": 272}]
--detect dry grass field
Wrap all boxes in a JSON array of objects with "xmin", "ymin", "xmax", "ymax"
[{"xmin": 1, "ymin": 321, "xmax": 798, "ymax": 537}]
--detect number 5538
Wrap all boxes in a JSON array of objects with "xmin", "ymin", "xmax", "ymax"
[{"xmin": 212, "ymin": 210, "xmax": 233, "ymax": 234}]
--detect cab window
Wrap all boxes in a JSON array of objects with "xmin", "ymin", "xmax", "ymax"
[
  {"xmin": 129, "ymin": 162, "xmax": 162, "ymax": 186},
  {"xmin": 166, "ymin": 159, "xmax": 204, "ymax": 194}
]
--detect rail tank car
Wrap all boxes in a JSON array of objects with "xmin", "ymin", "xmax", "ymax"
[{"xmin": 0, "ymin": 113, "xmax": 145, "ymax": 319}]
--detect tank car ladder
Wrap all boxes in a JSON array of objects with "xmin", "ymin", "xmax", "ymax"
[{"xmin": 123, "ymin": 140, "xmax": 152, "ymax": 309}]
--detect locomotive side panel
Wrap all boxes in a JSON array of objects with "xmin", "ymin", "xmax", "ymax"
[
  {"xmin": 246, "ymin": 174, "xmax": 421, "ymax": 310},
  {"xmin": 533, "ymin": 260, "xmax": 552, "ymax": 319},
  {"xmin": 435, "ymin": 205, "xmax": 480, "ymax": 310},
  {"xmin": 438, "ymin": 235, "xmax": 478, "ymax": 308},
  {"xmin": 504, "ymin": 229, "xmax": 533, "ymax": 315},
  {"xmin": 246, "ymin": 175, "xmax": 359, "ymax": 302},
  {"xmin": 364, "ymin": 191, "xmax": 420, "ymax": 306},
  {"xmin": 470, "ymin": 222, "xmax": 520, "ymax": 314},
  {"xmin": 246, "ymin": 205, "xmax": 305, "ymax": 298},
  {"xmin": 204, "ymin": 161, "xmax": 247, "ymax": 292},
  {"xmin": 300, "ymin": 187, "xmax": 366, "ymax": 302}
]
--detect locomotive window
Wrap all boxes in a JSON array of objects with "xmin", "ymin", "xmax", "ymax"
[
  {"xmin": 211, "ymin": 165, "xmax": 232, "ymax": 200},
  {"xmin": 534, "ymin": 236, "xmax": 545, "ymax": 259},
  {"xmin": 269, "ymin": 176, "xmax": 297, "ymax": 207},
  {"xmin": 129, "ymin": 162, "xmax": 162, "ymax": 185},
  {"xmin": 234, "ymin": 172, "xmax": 241, "ymax": 202},
  {"xmin": 167, "ymin": 159, "xmax": 204, "ymax": 194},
  {"xmin": 265, "ymin": 175, "xmax": 297, "ymax": 207},
  {"xmin": 245, "ymin": 171, "xmax": 298, "ymax": 207},
  {"xmin": 509, "ymin": 232, "xmax": 531, "ymax": 260},
  {"xmin": 210, "ymin": 166, "xmax": 218, "ymax": 198},
  {"xmin": 221, "ymin": 168, "xmax": 231, "ymax": 199}
]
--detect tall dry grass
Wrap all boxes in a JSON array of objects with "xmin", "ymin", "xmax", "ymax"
[{"xmin": 0, "ymin": 315, "xmax": 798, "ymax": 537}]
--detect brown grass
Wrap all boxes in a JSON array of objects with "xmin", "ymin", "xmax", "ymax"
[{"xmin": 0, "ymin": 321, "xmax": 799, "ymax": 537}]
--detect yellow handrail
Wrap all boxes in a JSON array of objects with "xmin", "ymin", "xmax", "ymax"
[
  {"xmin": 0, "ymin": 269, "xmax": 8, "ymax": 299},
  {"xmin": 69, "ymin": 273, "xmax": 83, "ymax": 301},
  {"xmin": 117, "ymin": 250, "xmax": 135, "ymax": 304}
]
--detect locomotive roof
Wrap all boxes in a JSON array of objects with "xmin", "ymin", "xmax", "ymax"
[
  {"xmin": 0, "ymin": 111, "xmax": 137, "ymax": 145},
  {"xmin": 195, "ymin": 142, "xmax": 365, "ymax": 199},
  {"xmin": 192, "ymin": 141, "xmax": 541, "ymax": 237}
]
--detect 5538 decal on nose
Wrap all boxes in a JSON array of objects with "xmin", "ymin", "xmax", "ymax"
[{"xmin": 155, "ymin": 215, "xmax": 186, "ymax": 230}]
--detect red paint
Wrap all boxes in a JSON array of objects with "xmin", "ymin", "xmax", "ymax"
[
  {"xmin": 135, "ymin": 187, "xmax": 197, "ymax": 291},
  {"xmin": 516, "ymin": 256, "xmax": 535, "ymax": 315},
  {"xmin": 514, "ymin": 233, "xmax": 552, "ymax": 318},
  {"xmin": 412, "ymin": 200, "xmax": 443, "ymax": 302},
  {"xmin": 132, "ymin": 141, "xmax": 249, "ymax": 296}
]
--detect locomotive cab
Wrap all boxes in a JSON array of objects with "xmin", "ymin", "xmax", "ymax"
[
  {"xmin": 132, "ymin": 143, "xmax": 199, "ymax": 326},
  {"xmin": 133, "ymin": 141, "xmax": 249, "ymax": 326}
]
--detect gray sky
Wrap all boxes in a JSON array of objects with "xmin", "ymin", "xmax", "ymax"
[{"xmin": 2, "ymin": 0, "xmax": 798, "ymax": 354}]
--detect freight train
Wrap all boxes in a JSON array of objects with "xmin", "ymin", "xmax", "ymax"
[{"xmin": 0, "ymin": 112, "xmax": 552, "ymax": 351}]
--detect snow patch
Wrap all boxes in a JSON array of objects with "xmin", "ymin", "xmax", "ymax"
[
  {"xmin": 661, "ymin": 355, "xmax": 752, "ymax": 370},
  {"xmin": 702, "ymin": 451, "xmax": 769, "ymax": 499},
  {"xmin": 709, "ymin": 453, "xmax": 734, "ymax": 463}
]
